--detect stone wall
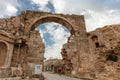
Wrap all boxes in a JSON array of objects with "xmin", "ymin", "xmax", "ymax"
[
  {"xmin": 86, "ymin": 25, "xmax": 120, "ymax": 80},
  {"xmin": 0, "ymin": 11, "xmax": 45, "ymax": 78},
  {"xmin": 61, "ymin": 25, "xmax": 120, "ymax": 80},
  {"xmin": 0, "ymin": 11, "xmax": 87, "ymax": 78},
  {"xmin": 44, "ymin": 59, "xmax": 62, "ymax": 73},
  {"xmin": 61, "ymin": 32, "xmax": 91, "ymax": 78}
]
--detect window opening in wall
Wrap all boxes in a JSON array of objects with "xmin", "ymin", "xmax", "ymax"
[
  {"xmin": 92, "ymin": 35, "xmax": 99, "ymax": 48},
  {"xmin": 109, "ymin": 39, "xmax": 112, "ymax": 41},
  {"xmin": 107, "ymin": 54, "xmax": 118, "ymax": 62},
  {"xmin": 95, "ymin": 42, "xmax": 99, "ymax": 48}
]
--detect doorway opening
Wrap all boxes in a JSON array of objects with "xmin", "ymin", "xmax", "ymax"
[
  {"xmin": 91, "ymin": 35, "xmax": 99, "ymax": 48},
  {"xmin": 35, "ymin": 22, "xmax": 71, "ymax": 73},
  {"xmin": 35, "ymin": 22, "xmax": 71, "ymax": 60}
]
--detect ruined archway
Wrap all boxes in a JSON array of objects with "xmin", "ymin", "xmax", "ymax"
[
  {"xmin": 26, "ymin": 14, "xmax": 77, "ymax": 76},
  {"xmin": 23, "ymin": 11, "xmax": 89, "ymax": 77},
  {"xmin": 0, "ymin": 41, "xmax": 7, "ymax": 67},
  {"xmin": 26, "ymin": 14, "xmax": 76, "ymax": 60},
  {"xmin": 0, "ymin": 11, "xmax": 90, "ymax": 78},
  {"xmin": 35, "ymin": 22, "xmax": 71, "ymax": 59},
  {"xmin": 30, "ymin": 15, "xmax": 75, "ymax": 35},
  {"xmin": 23, "ymin": 11, "xmax": 86, "ymax": 36}
]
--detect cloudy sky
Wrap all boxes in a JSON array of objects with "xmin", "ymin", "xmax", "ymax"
[{"xmin": 0, "ymin": 0, "xmax": 120, "ymax": 59}]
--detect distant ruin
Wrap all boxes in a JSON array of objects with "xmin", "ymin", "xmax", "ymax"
[
  {"xmin": 0, "ymin": 11, "xmax": 120, "ymax": 80},
  {"xmin": 44, "ymin": 59, "xmax": 62, "ymax": 73}
]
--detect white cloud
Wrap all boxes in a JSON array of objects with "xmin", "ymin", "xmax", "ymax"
[
  {"xmin": 52, "ymin": 0, "xmax": 65, "ymax": 13},
  {"xmin": 31, "ymin": 0, "xmax": 51, "ymax": 12},
  {"xmin": 51, "ymin": 0, "xmax": 120, "ymax": 31},
  {"xmin": 44, "ymin": 43, "xmax": 63, "ymax": 59},
  {"xmin": 39, "ymin": 30, "xmax": 45, "ymax": 43},
  {"xmin": 39, "ymin": 22, "xmax": 70, "ymax": 59},
  {"xmin": 32, "ymin": 0, "xmax": 49, "ymax": 5},
  {"xmin": 6, "ymin": 5, "xmax": 18, "ymax": 16},
  {"xmin": 86, "ymin": 10, "xmax": 120, "ymax": 31},
  {"xmin": 44, "ymin": 23, "xmax": 70, "ymax": 43},
  {"xmin": 0, "ymin": 0, "xmax": 19, "ymax": 18}
]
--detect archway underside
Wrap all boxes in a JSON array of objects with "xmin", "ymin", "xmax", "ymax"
[{"xmin": 30, "ymin": 16, "xmax": 75, "ymax": 35}]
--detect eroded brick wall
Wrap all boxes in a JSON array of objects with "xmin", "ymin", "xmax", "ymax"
[
  {"xmin": 88, "ymin": 25, "xmax": 120, "ymax": 80},
  {"xmin": 0, "ymin": 11, "xmax": 87, "ymax": 78}
]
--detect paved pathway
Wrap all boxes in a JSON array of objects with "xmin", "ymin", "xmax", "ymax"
[{"xmin": 43, "ymin": 72, "xmax": 81, "ymax": 80}]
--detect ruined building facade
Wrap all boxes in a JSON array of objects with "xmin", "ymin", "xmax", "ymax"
[
  {"xmin": 0, "ymin": 11, "xmax": 120, "ymax": 80},
  {"xmin": 44, "ymin": 59, "xmax": 62, "ymax": 73}
]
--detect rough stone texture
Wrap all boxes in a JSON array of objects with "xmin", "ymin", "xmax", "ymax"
[
  {"xmin": 0, "ymin": 10, "xmax": 119, "ymax": 80},
  {"xmin": 61, "ymin": 25, "xmax": 120, "ymax": 79},
  {"xmin": 0, "ymin": 11, "xmax": 86, "ymax": 79},
  {"xmin": 44, "ymin": 59, "xmax": 62, "ymax": 72},
  {"xmin": 87, "ymin": 25, "xmax": 120, "ymax": 80}
]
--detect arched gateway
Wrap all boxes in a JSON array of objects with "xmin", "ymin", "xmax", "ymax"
[
  {"xmin": 23, "ymin": 11, "xmax": 86, "ymax": 35},
  {"xmin": 0, "ymin": 11, "xmax": 90, "ymax": 78}
]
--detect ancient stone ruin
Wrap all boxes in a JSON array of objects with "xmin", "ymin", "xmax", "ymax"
[
  {"xmin": 0, "ymin": 10, "xmax": 120, "ymax": 80},
  {"xmin": 44, "ymin": 59, "xmax": 62, "ymax": 73},
  {"xmin": 62, "ymin": 25, "xmax": 120, "ymax": 80}
]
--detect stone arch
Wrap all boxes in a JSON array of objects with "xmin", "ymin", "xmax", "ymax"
[
  {"xmin": 26, "ymin": 15, "xmax": 74, "ymax": 60},
  {"xmin": 28, "ymin": 15, "xmax": 75, "ymax": 35},
  {"xmin": 21, "ymin": 11, "xmax": 88, "ymax": 77},
  {"xmin": 0, "ymin": 41, "xmax": 8, "ymax": 67}
]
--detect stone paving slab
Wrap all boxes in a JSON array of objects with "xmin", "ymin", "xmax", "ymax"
[{"xmin": 43, "ymin": 72, "xmax": 81, "ymax": 80}]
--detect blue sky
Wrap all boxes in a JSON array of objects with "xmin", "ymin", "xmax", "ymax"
[{"xmin": 0, "ymin": 0, "xmax": 120, "ymax": 59}]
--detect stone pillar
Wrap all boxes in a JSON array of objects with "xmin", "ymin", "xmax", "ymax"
[
  {"xmin": 26, "ymin": 31, "xmax": 44, "ymax": 76},
  {"xmin": 74, "ymin": 30, "xmax": 92, "ymax": 78}
]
